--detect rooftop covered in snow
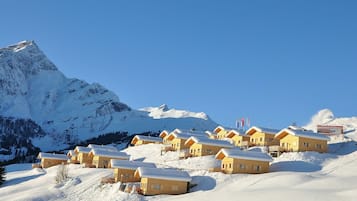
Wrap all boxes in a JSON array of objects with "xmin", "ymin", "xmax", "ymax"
[
  {"xmin": 185, "ymin": 136, "xmax": 234, "ymax": 148},
  {"xmin": 246, "ymin": 126, "xmax": 280, "ymax": 136},
  {"xmin": 110, "ymin": 159, "xmax": 156, "ymax": 170},
  {"xmin": 89, "ymin": 148, "xmax": 130, "ymax": 159},
  {"xmin": 275, "ymin": 128, "xmax": 330, "ymax": 141},
  {"xmin": 135, "ymin": 167, "xmax": 192, "ymax": 182},
  {"xmin": 37, "ymin": 152, "xmax": 68, "ymax": 160},
  {"xmin": 216, "ymin": 148, "xmax": 273, "ymax": 162},
  {"xmin": 74, "ymin": 146, "xmax": 92, "ymax": 154},
  {"xmin": 131, "ymin": 135, "xmax": 162, "ymax": 143}
]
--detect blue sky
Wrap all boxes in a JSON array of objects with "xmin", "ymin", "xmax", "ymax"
[{"xmin": 1, "ymin": 1, "xmax": 356, "ymax": 129}]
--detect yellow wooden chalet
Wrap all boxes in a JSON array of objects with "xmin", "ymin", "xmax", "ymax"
[
  {"xmin": 246, "ymin": 126, "xmax": 280, "ymax": 146},
  {"xmin": 74, "ymin": 146, "xmax": 92, "ymax": 165},
  {"xmin": 225, "ymin": 129, "xmax": 250, "ymax": 147},
  {"xmin": 216, "ymin": 148, "xmax": 273, "ymax": 174},
  {"xmin": 67, "ymin": 150, "xmax": 78, "ymax": 164},
  {"xmin": 134, "ymin": 167, "xmax": 191, "ymax": 195},
  {"xmin": 37, "ymin": 152, "xmax": 68, "ymax": 168},
  {"xmin": 275, "ymin": 128, "xmax": 329, "ymax": 153},
  {"xmin": 109, "ymin": 159, "xmax": 156, "ymax": 183},
  {"xmin": 184, "ymin": 136, "xmax": 234, "ymax": 157},
  {"xmin": 165, "ymin": 132, "xmax": 196, "ymax": 151},
  {"xmin": 131, "ymin": 135, "xmax": 162, "ymax": 146},
  {"xmin": 213, "ymin": 126, "xmax": 232, "ymax": 139},
  {"xmin": 88, "ymin": 148, "xmax": 130, "ymax": 168}
]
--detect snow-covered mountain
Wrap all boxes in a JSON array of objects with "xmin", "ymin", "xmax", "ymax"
[
  {"xmin": 304, "ymin": 109, "xmax": 357, "ymax": 141},
  {"xmin": 0, "ymin": 41, "xmax": 218, "ymax": 152}
]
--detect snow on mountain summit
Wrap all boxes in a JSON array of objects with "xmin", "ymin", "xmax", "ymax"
[
  {"xmin": 0, "ymin": 41, "xmax": 218, "ymax": 151},
  {"xmin": 139, "ymin": 104, "xmax": 209, "ymax": 120}
]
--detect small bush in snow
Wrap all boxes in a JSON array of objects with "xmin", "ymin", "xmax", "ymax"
[{"xmin": 55, "ymin": 163, "xmax": 69, "ymax": 184}]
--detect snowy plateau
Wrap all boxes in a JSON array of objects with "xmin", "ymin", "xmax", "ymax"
[
  {"xmin": 1, "ymin": 110, "xmax": 357, "ymax": 201},
  {"xmin": 0, "ymin": 40, "xmax": 217, "ymax": 157}
]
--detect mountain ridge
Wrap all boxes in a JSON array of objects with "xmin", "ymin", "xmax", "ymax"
[{"xmin": 0, "ymin": 40, "xmax": 218, "ymax": 154}]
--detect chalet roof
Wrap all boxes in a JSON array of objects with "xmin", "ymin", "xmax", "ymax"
[
  {"xmin": 173, "ymin": 129, "xmax": 208, "ymax": 136},
  {"xmin": 159, "ymin": 130, "xmax": 170, "ymax": 138},
  {"xmin": 67, "ymin": 150, "xmax": 75, "ymax": 156},
  {"xmin": 136, "ymin": 167, "xmax": 191, "ymax": 182},
  {"xmin": 132, "ymin": 135, "xmax": 162, "ymax": 143},
  {"xmin": 214, "ymin": 126, "xmax": 233, "ymax": 133},
  {"xmin": 38, "ymin": 152, "xmax": 68, "ymax": 161},
  {"xmin": 74, "ymin": 146, "xmax": 92, "ymax": 153},
  {"xmin": 167, "ymin": 132, "xmax": 208, "ymax": 141},
  {"xmin": 275, "ymin": 128, "xmax": 330, "ymax": 141},
  {"xmin": 185, "ymin": 136, "xmax": 234, "ymax": 148},
  {"xmin": 110, "ymin": 159, "xmax": 156, "ymax": 170},
  {"xmin": 226, "ymin": 129, "xmax": 247, "ymax": 138},
  {"xmin": 89, "ymin": 148, "xmax": 130, "ymax": 159},
  {"xmin": 216, "ymin": 148, "xmax": 273, "ymax": 162},
  {"xmin": 246, "ymin": 126, "xmax": 280, "ymax": 135},
  {"xmin": 87, "ymin": 144, "xmax": 118, "ymax": 151}
]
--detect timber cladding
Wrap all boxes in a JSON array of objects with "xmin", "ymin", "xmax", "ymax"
[
  {"xmin": 92, "ymin": 156, "xmax": 113, "ymax": 168},
  {"xmin": 114, "ymin": 168, "xmax": 138, "ymax": 182},
  {"xmin": 189, "ymin": 143, "xmax": 225, "ymax": 157},
  {"xmin": 41, "ymin": 158, "xmax": 67, "ymax": 168},
  {"xmin": 279, "ymin": 134, "xmax": 328, "ymax": 153},
  {"xmin": 140, "ymin": 177, "xmax": 189, "ymax": 195},
  {"xmin": 221, "ymin": 157, "xmax": 270, "ymax": 174},
  {"xmin": 249, "ymin": 132, "xmax": 279, "ymax": 146},
  {"xmin": 78, "ymin": 153, "xmax": 92, "ymax": 164}
]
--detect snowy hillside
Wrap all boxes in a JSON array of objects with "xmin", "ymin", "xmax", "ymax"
[
  {"xmin": 0, "ymin": 41, "xmax": 218, "ymax": 152},
  {"xmin": 1, "ymin": 140, "xmax": 357, "ymax": 201},
  {"xmin": 305, "ymin": 109, "xmax": 357, "ymax": 141}
]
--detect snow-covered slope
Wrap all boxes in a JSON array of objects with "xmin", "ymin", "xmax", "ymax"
[
  {"xmin": 304, "ymin": 109, "xmax": 357, "ymax": 141},
  {"xmin": 2, "ymin": 141, "xmax": 357, "ymax": 201},
  {"xmin": 0, "ymin": 41, "xmax": 218, "ymax": 151}
]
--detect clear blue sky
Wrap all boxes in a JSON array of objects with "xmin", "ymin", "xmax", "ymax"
[{"xmin": 1, "ymin": 1, "xmax": 356, "ymax": 129}]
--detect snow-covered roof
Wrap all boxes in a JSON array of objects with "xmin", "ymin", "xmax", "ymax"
[
  {"xmin": 159, "ymin": 130, "xmax": 170, "ymax": 138},
  {"xmin": 38, "ymin": 152, "xmax": 68, "ymax": 160},
  {"xmin": 132, "ymin": 135, "xmax": 162, "ymax": 143},
  {"xmin": 87, "ymin": 144, "xmax": 118, "ymax": 151},
  {"xmin": 226, "ymin": 129, "xmax": 247, "ymax": 138},
  {"xmin": 174, "ymin": 129, "xmax": 208, "ymax": 136},
  {"xmin": 185, "ymin": 136, "xmax": 234, "ymax": 148},
  {"xmin": 89, "ymin": 148, "xmax": 130, "ymax": 159},
  {"xmin": 74, "ymin": 146, "xmax": 92, "ymax": 153},
  {"xmin": 167, "ymin": 132, "xmax": 200, "ymax": 140},
  {"xmin": 110, "ymin": 159, "xmax": 156, "ymax": 170},
  {"xmin": 246, "ymin": 126, "xmax": 280, "ymax": 135},
  {"xmin": 67, "ymin": 150, "xmax": 76, "ymax": 156},
  {"xmin": 213, "ymin": 126, "xmax": 230, "ymax": 133},
  {"xmin": 275, "ymin": 128, "xmax": 330, "ymax": 141},
  {"xmin": 135, "ymin": 167, "xmax": 191, "ymax": 182},
  {"xmin": 216, "ymin": 148, "xmax": 273, "ymax": 162}
]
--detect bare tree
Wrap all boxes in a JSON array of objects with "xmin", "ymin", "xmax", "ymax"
[{"xmin": 55, "ymin": 163, "xmax": 69, "ymax": 184}]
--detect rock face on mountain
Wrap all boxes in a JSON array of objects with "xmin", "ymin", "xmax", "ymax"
[{"xmin": 0, "ymin": 41, "xmax": 218, "ymax": 153}]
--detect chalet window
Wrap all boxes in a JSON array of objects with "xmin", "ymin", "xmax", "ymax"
[
  {"xmin": 190, "ymin": 149, "xmax": 193, "ymax": 153},
  {"xmin": 172, "ymin": 185, "xmax": 179, "ymax": 191},
  {"xmin": 229, "ymin": 163, "xmax": 232, "ymax": 169},
  {"xmin": 239, "ymin": 164, "xmax": 245, "ymax": 169},
  {"xmin": 303, "ymin": 142, "xmax": 309, "ymax": 147},
  {"xmin": 315, "ymin": 144, "xmax": 322, "ymax": 149},
  {"xmin": 281, "ymin": 142, "xmax": 285, "ymax": 147},
  {"xmin": 260, "ymin": 137, "xmax": 263, "ymax": 142},
  {"xmin": 222, "ymin": 164, "xmax": 225, "ymax": 168},
  {"xmin": 238, "ymin": 140, "xmax": 241, "ymax": 144},
  {"xmin": 177, "ymin": 143, "xmax": 179, "ymax": 147},
  {"xmin": 251, "ymin": 139, "xmax": 254, "ymax": 142},
  {"xmin": 198, "ymin": 148, "xmax": 200, "ymax": 152},
  {"xmin": 152, "ymin": 184, "xmax": 161, "ymax": 190},
  {"xmin": 206, "ymin": 149, "xmax": 213, "ymax": 154}
]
